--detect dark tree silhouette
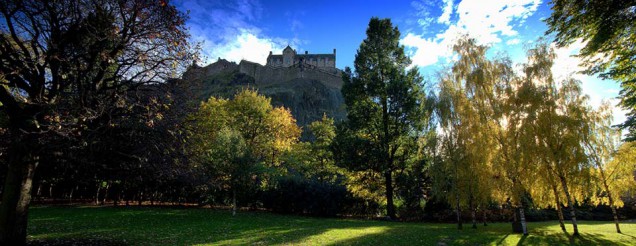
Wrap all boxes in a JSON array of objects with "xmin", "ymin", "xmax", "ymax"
[{"xmin": 0, "ymin": 0, "xmax": 194, "ymax": 244}]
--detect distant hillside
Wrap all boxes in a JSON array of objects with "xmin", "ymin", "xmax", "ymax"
[{"xmin": 181, "ymin": 59, "xmax": 346, "ymax": 133}]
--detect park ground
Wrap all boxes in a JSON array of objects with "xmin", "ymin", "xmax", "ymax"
[{"xmin": 27, "ymin": 206, "xmax": 635, "ymax": 245}]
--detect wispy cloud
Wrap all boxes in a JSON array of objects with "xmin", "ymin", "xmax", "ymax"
[
  {"xmin": 285, "ymin": 10, "xmax": 306, "ymax": 33},
  {"xmin": 177, "ymin": 0, "xmax": 293, "ymax": 65},
  {"xmin": 438, "ymin": 0, "xmax": 453, "ymax": 25},
  {"xmin": 402, "ymin": 0, "xmax": 624, "ymax": 125},
  {"xmin": 401, "ymin": 0, "xmax": 541, "ymax": 67},
  {"xmin": 410, "ymin": 1, "xmax": 436, "ymax": 30},
  {"xmin": 506, "ymin": 38, "xmax": 521, "ymax": 45}
]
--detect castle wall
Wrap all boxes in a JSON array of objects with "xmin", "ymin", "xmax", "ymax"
[
  {"xmin": 239, "ymin": 60, "xmax": 342, "ymax": 88},
  {"xmin": 266, "ymin": 48, "xmax": 336, "ymax": 68}
]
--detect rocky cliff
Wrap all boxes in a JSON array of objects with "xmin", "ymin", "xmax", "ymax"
[{"xmin": 182, "ymin": 59, "xmax": 346, "ymax": 132}]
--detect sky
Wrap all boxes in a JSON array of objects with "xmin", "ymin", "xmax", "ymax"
[{"xmin": 173, "ymin": 0, "xmax": 626, "ymax": 125}]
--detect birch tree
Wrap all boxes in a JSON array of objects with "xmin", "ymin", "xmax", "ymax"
[
  {"xmin": 585, "ymin": 102, "xmax": 636, "ymax": 233},
  {"xmin": 523, "ymin": 42, "xmax": 592, "ymax": 236}
]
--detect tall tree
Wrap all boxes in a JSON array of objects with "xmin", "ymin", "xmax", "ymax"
[
  {"xmin": 0, "ymin": 0, "xmax": 194, "ymax": 244},
  {"xmin": 523, "ymin": 42, "xmax": 592, "ymax": 236},
  {"xmin": 584, "ymin": 102, "xmax": 636, "ymax": 233},
  {"xmin": 434, "ymin": 38, "xmax": 498, "ymax": 230},
  {"xmin": 336, "ymin": 17, "xmax": 429, "ymax": 220},
  {"xmin": 546, "ymin": 0, "xmax": 636, "ymax": 141},
  {"xmin": 488, "ymin": 58, "xmax": 535, "ymax": 235}
]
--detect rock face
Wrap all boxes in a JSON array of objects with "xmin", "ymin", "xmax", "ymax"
[{"xmin": 182, "ymin": 59, "xmax": 346, "ymax": 131}]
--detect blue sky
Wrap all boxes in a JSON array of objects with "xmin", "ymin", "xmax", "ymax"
[{"xmin": 173, "ymin": 0, "xmax": 625, "ymax": 124}]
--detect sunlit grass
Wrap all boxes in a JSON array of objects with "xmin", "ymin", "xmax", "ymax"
[{"xmin": 28, "ymin": 206, "xmax": 636, "ymax": 245}]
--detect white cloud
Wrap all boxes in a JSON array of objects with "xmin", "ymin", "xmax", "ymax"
[
  {"xmin": 212, "ymin": 30, "xmax": 286, "ymax": 65},
  {"xmin": 438, "ymin": 0, "xmax": 454, "ymax": 25},
  {"xmin": 402, "ymin": 0, "xmax": 541, "ymax": 67},
  {"xmin": 178, "ymin": 0, "xmax": 296, "ymax": 65},
  {"xmin": 455, "ymin": 0, "xmax": 540, "ymax": 43},
  {"xmin": 403, "ymin": 0, "xmax": 625, "ymax": 128},
  {"xmin": 506, "ymin": 38, "xmax": 521, "ymax": 45},
  {"xmin": 550, "ymin": 41, "xmax": 626, "ymax": 126},
  {"xmin": 402, "ymin": 33, "xmax": 447, "ymax": 67},
  {"xmin": 551, "ymin": 41, "xmax": 585, "ymax": 82}
]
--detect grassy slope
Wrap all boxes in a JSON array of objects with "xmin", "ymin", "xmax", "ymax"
[{"xmin": 28, "ymin": 206, "xmax": 635, "ymax": 245}]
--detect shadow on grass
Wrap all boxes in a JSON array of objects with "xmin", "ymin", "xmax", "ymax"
[
  {"xmin": 28, "ymin": 238, "xmax": 127, "ymax": 246},
  {"xmin": 28, "ymin": 207, "xmax": 635, "ymax": 245},
  {"xmin": 621, "ymin": 232, "xmax": 636, "ymax": 240}
]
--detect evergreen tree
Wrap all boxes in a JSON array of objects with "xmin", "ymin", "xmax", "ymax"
[{"xmin": 335, "ymin": 17, "xmax": 429, "ymax": 220}]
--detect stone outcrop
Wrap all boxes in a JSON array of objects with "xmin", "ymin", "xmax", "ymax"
[{"xmin": 182, "ymin": 59, "xmax": 346, "ymax": 133}]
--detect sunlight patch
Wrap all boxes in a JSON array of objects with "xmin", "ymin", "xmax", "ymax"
[{"xmin": 298, "ymin": 226, "xmax": 390, "ymax": 245}]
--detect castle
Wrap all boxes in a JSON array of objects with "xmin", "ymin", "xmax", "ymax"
[{"xmin": 266, "ymin": 45, "xmax": 336, "ymax": 68}]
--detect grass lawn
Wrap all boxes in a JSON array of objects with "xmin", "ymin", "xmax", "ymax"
[{"xmin": 28, "ymin": 206, "xmax": 635, "ymax": 245}]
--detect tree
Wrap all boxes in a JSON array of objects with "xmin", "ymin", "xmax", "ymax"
[
  {"xmin": 0, "ymin": 0, "xmax": 194, "ymax": 244},
  {"xmin": 546, "ymin": 0, "xmax": 636, "ymax": 141},
  {"xmin": 488, "ymin": 58, "xmax": 535, "ymax": 235},
  {"xmin": 281, "ymin": 114, "xmax": 344, "ymax": 184},
  {"xmin": 190, "ymin": 89, "xmax": 300, "ymax": 214},
  {"xmin": 434, "ymin": 38, "xmax": 499, "ymax": 230},
  {"xmin": 522, "ymin": 42, "xmax": 592, "ymax": 236},
  {"xmin": 584, "ymin": 102, "xmax": 636, "ymax": 233},
  {"xmin": 336, "ymin": 17, "xmax": 429, "ymax": 220}
]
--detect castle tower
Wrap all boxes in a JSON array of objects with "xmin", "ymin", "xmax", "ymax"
[{"xmin": 282, "ymin": 45, "xmax": 295, "ymax": 66}]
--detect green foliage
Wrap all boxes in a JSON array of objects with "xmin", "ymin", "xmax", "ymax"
[
  {"xmin": 189, "ymin": 88, "xmax": 301, "ymax": 209},
  {"xmin": 546, "ymin": 0, "xmax": 636, "ymax": 141},
  {"xmin": 284, "ymin": 115, "xmax": 344, "ymax": 182},
  {"xmin": 336, "ymin": 17, "xmax": 432, "ymax": 219}
]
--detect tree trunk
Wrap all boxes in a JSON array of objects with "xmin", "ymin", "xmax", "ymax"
[
  {"xmin": 471, "ymin": 208, "xmax": 477, "ymax": 229},
  {"xmin": 68, "ymin": 186, "xmax": 75, "ymax": 204},
  {"xmin": 36, "ymin": 183, "xmax": 42, "ymax": 201},
  {"xmin": 483, "ymin": 209, "xmax": 488, "ymax": 226},
  {"xmin": 381, "ymin": 94, "xmax": 395, "ymax": 221},
  {"xmin": 470, "ymin": 201, "xmax": 477, "ymax": 229},
  {"xmin": 0, "ymin": 140, "xmax": 39, "ymax": 246},
  {"xmin": 598, "ymin": 166, "xmax": 621, "ymax": 233},
  {"xmin": 384, "ymin": 170, "xmax": 396, "ymax": 220},
  {"xmin": 611, "ymin": 206, "xmax": 621, "ymax": 233},
  {"xmin": 559, "ymin": 176, "xmax": 579, "ymax": 236},
  {"xmin": 552, "ymin": 185, "xmax": 566, "ymax": 232},
  {"xmin": 456, "ymin": 195, "xmax": 462, "ymax": 230},
  {"xmin": 95, "ymin": 185, "xmax": 101, "ymax": 205},
  {"xmin": 519, "ymin": 205, "xmax": 528, "ymax": 235},
  {"xmin": 232, "ymin": 189, "xmax": 237, "ymax": 216},
  {"xmin": 102, "ymin": 183, "xmax": 109, "ymax": 206}
]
